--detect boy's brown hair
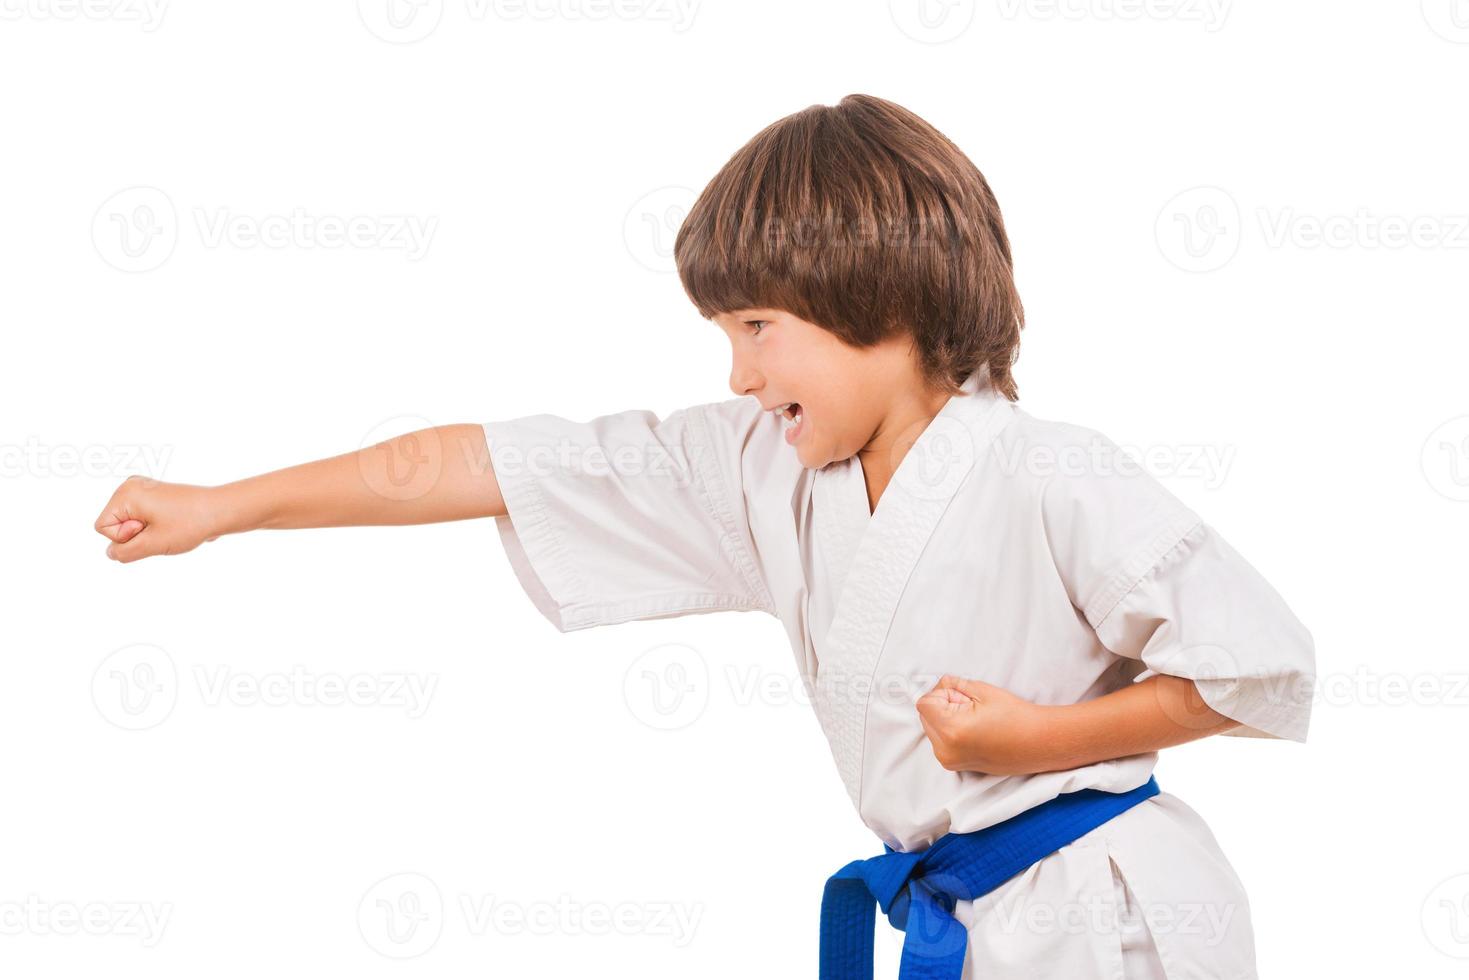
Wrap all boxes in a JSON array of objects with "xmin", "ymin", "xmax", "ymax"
[{"xmin": 674, "ymin": 93, "xmax": 1024, "ymax": 401}]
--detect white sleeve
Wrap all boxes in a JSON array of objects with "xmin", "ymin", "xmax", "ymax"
[
  {"xmin": 1041, "ymin": 431, "xmax": 1316, "ymax": 742},
  {"xmin": 482, "ymin": 399, "xmax": 776, "ymax": 632},
  {"xmin": 1091, "ymin": 521, "xmax": 1316, "ymax": 742}
]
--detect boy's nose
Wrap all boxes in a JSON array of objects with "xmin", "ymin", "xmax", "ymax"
[{"xmin": 729, "ymin": 364, "xmax": 763, "ymax": 399}]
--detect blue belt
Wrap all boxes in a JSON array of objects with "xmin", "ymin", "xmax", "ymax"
[{"xmin": 819, "ymin": 776, "xmax": 1160, "ymax": 980}]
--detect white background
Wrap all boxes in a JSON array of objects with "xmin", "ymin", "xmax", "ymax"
[{"xmin": 3, "ymin": 1, "xmax": 1467, "ymax": 976}]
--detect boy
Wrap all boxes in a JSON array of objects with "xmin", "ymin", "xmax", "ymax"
[{"xmin": 95, "ymin": 94, "xmax": 1314, "ymax": 978}]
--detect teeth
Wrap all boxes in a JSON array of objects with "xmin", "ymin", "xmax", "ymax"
[{"xmin": 769, "ymin": 402, "xmax": 803, "ymax": 431}]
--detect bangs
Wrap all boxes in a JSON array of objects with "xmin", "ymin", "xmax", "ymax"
[{"xmin": 674, "ymin": 94, "xmax": 1024, "ymax": 401}]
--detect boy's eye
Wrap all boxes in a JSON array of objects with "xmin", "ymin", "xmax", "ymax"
[{"xmin": 746, "ymin": 320, "xmax": 768, "ymax": 335}]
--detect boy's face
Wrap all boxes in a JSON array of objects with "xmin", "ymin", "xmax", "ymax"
[{"xmin": 713, "ymin": 308, "xmax": 932, "ymax": 471}]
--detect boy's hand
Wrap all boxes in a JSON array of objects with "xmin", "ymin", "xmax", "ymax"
[
  {"xmin": 916, "ymin": 675, "xmax": 1050, "ymax": 776},
  {"xmin": 94, "ymin": 476, "xmax": 223, "ymax": 563}
]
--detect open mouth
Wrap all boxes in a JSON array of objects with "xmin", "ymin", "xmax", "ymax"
[{"xmin": 773, "ymin": 402, "xmax": 805, "ymax": 444}]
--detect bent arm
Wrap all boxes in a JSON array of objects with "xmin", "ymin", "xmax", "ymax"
[
  {"xmin": 1033, "ymin": 674, "xmax": 1241, "ymax": 771},
  {"xmin": 917, "ymin": 674, "xmax": 1240, "ymax": 776},
  {"xmin": 95, "ymin": 424, "xmax": 505, "ymax": 562}
]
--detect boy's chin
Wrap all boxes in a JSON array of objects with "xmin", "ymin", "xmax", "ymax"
[{"xmin": 797, "ymin": 443, "xmax": 842, "ymax": 470}]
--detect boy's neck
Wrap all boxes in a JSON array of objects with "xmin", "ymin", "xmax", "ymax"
[{"xmin": 855, "ymin": 382, "xmax": 955, "ymax": 516}]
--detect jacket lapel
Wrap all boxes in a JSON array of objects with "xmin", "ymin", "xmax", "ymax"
[{"xmin": 813, "ymin": 370, "xmax": 1017, "ymax": 809}]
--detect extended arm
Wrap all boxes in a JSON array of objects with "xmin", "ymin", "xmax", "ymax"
[
  {"xmin": 916, "ymin": 674, "xmax": 1241, "ymax": 776},
  {"xmin": 94, "ymin": 424, "xmax": 505, "ymax": 562}
]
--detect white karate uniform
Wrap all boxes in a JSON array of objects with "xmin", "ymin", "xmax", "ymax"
[{"xmin": 483, "ymin": 369, "xmax": 1315, "ymax": 979}]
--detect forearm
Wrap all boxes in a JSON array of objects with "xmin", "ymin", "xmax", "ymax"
[
  {"xmin": 1033, "ymin": 675, "xmax": 1240, "ymax": 771},
  {"xmin": 215, "ymin": 423, "xmax": 505, "ymax": 534}
]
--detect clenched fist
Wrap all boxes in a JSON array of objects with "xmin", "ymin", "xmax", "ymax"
[
  {"xmin": 915, "ymin": 675, "xmax": 1051, "ymax": 776},
  {"xmin": 94, "ymin": 476, "xmax": 223, "ymax": 563}
]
